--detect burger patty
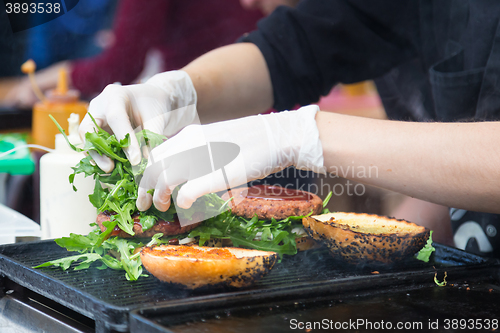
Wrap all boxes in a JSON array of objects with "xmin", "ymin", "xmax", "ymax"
[
  {"xmin": 222, "ymin": 185, "xmax": 323, "ymax": 220},
  {"xmin": 96, "ymin": 212, "xmax": 201, "ymax": 238}
]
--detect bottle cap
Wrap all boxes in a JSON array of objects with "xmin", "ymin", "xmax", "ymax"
[{"xmin": 46, "ymin": 67, "xmax": 80, "ymax": 103}]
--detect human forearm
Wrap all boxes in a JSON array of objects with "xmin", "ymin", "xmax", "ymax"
[
  {"xmin": 79, "ymin": 43, "xmax": 271, "ymax": 175},
  {"xmin": 317, "ymin": 111, "xmax": 500, "ymax": 213},
  {"xmin": 3, "ymin": 61, "xmax": 70, "ymax": 107},
  {"xmin": 182, "ymin": 43, "xmax": 273, "ymax": 123}
]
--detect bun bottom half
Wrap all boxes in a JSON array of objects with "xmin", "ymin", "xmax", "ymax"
[{"xmin": 141, "ymin": 245, "xmax": 278, "ymax": 289}]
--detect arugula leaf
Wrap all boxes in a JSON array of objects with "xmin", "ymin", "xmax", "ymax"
[
  {"xmin": 230, "ymin": 233, "xmax": 297, "ymax": 256},
  {"xmin": 100, "ymin": 255, "xmax": 123, "ymax": 270},
  {"xmin": 107, "ymin": 201, "xmax": 135, "ymax": 236},
  {"xmin": 98, "ymin": 167, "xmax": 123, "ymax": 185},
  {"xmin": 72, "ymin": 155, "xmax": 103, "ymax": 178},
  {"xmin": 49, "ymin": 115, "xmax": 84, "ymax": 153},
  {"xmin": 69, "ymin": 156, "xmax": 104, "ymax": 192},
  {"xmin": 54, "ymin": 233, "xmax": 94, "ymax": 252},
  {"xmin": 106, "ymin": 237, "xmax": 145, "ymax": 280},
  {"xmin": 129, "ymin": 233, "xmax": 165, "ymax": 260},
  {"xmin": 322, "ymin": 191, "xmax": 333, "ymax": 208},
  {"xmin": 434, "ymin": 271, "xmax": 447, "ymax": 287},
  {"xmin": 139, "ymin": 214, "xmax": 157, "ymax": 232},
  {"xmin": 122, "ymin": 257, "xmax": 145, "ymax": 281},
  {"xmin": 94, "ymin": 220, "xmax": 118, "ymax": 247},
  {"xmin": 185, "ymin": 202, "xmax": 304, "ymax": 258},
  {"xmin": 318, "ymin": 191, "xmax": 333, "ymax": 214},
  {"xmin": 89, "ymin": 179, "xmax": 106, "ymax": 209},
  {"xmin": 85, "ymin": 132, "xmax": 129, "ymax": 162},
  {"xmin": 136, "ymin": 129, "xmax": 167, "ymax": 149},
  {"xmin": 147, "ymin": 205, "xmax": 175, "ymax": 223},
  {"xmin": 34, "ymin": 253, "xmax": 103, "ymax": 271},
  {"xmin": 416, "ymin": 230, "xmax": 436, "ymax": 262},
  {"xmin": 119, "ymin": 134, "xmax": 131, "ymax": 147}
]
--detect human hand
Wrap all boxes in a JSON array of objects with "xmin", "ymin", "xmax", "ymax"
[
  {"xmin": 137, "ymin": 105, "xmax": 325, "ymax": 212},
  {"xmin": 3, "ymin": 61, "xmax": 69, "ymax": 108},
  {"xmin": 79, "ymin": 70, "xmax": 198, "ymax": 173},
  {"xmin": 3, "ymin": 77, "xmax": 39, "ymax": 108}
]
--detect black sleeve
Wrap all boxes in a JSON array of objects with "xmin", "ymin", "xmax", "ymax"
[{"xmin": 240, "ymin": 0, "xmax": 420, "ymax": 111}]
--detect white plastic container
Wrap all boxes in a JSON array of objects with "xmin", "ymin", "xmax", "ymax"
[
  {"xmin": 0, "ymin": 203, "xmax": 41, "ymax": 244},
  {"xmin": 40, "ymin": 114, "xmax": 97, "ymax": 239}
]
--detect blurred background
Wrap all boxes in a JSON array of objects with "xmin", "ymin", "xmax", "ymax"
[{"xmin": 0, "ymin": 0, "xmax": 453, "ymax": 245}]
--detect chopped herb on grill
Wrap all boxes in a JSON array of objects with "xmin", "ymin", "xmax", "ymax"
[{"xmin": 416, "ymin": 230, "xmax": 436, "ymax": 263}]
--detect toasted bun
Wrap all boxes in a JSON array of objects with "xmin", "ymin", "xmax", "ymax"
[
  {"xmin": 302, "ymin": 212, "xmax": 430, "ymax": 264},
  {"xmin": 295, "ymin": 236, "xmax": 319, "ymax": 251},
  {"xmin": 141, "ymin": 245, "xmax": 278, "ymax": 289}
]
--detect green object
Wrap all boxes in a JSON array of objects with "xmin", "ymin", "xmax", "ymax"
[
  {"xmin": 0, "ymin": 134, "xmax": 35, "ymax": 175},
  {"xmin": 434, "ymin": 271, "xmax": 447, "ymax": 287},
  {"xmin": 416, "ymin": 230, "xmax": 436, "ymax": 262}
]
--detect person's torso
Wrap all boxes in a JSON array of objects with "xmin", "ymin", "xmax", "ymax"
[
  {"xmin": 376, "ymin": 0, "xmax": 500, "ymax": 122},
  {"xmin": 158, "ymin": 0, "xmax": 263, "ymax": 70},
  {"xmin": 374, "ymin": 0, "xmax": 500, "ymax": 258}
]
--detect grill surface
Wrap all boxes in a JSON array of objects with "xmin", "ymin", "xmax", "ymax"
[
  {"xmin": 131, "ymin": 281, "xmax": 500, "ymax": 333},
  {"xmin": 0, "ymin": 240, "xmax": 498, "ymax": 332}
]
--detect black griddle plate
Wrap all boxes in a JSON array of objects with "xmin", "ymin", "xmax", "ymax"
[
  {"xmin": 130, "ymin": 281, "xmax": 500, "ymax": 333},
  {"xmin": 0, "ymin": 240, "xmax": 498, "ymax": 333}
]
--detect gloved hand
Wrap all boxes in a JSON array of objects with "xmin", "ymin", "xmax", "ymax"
[
  {"xmin": 137, "ymin": 105, "xmax": 325, "ymax": 212},
  {"xmin": 79, "ymin": 70, "xmax": 197, "ymax": 173}
]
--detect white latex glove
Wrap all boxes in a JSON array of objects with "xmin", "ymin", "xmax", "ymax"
[
  {"xmin": 79, "ymin": 70, "xmax": 198, "ymax": 173},
  {"xmin": 137, "ymin": 105, "xmax": 325, "ymax": 212}
]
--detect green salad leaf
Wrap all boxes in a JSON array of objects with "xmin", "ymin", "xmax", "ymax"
[
  {"xmin": 321, "ymin": 191, "xmax": 333, "ymax": 214},
  {"xmin": 416, "ymin": 230, "xmax": 436, "ymax": 262},
  {"xmin": 34, "ymin": 253, "xmax": 104, "ymax": 271},
  {"xmin": 434, "ymin": 271, "xmax": 447, "ymax": 287},
  {"xmin": 186, "ymin": 202, "xmax": 305, "ymax": 256}
]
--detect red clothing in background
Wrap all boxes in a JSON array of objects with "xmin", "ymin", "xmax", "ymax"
[{"xmin": 71, "ymin": 0, "xmax": 263, "ymax": 97}]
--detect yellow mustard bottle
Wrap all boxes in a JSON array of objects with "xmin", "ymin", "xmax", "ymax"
[{"xmin": 31, "ymin": 65, "xmax": 88, "ymax": 149}]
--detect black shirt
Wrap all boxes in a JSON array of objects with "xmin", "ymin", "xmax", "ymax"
[
  {"xmin": 242, "ymin": 0, "xmax": 500, "ymax": 121},
  {"xmin": 242, "ymin": 0, "xmax": 500, "ymax": 257}
]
